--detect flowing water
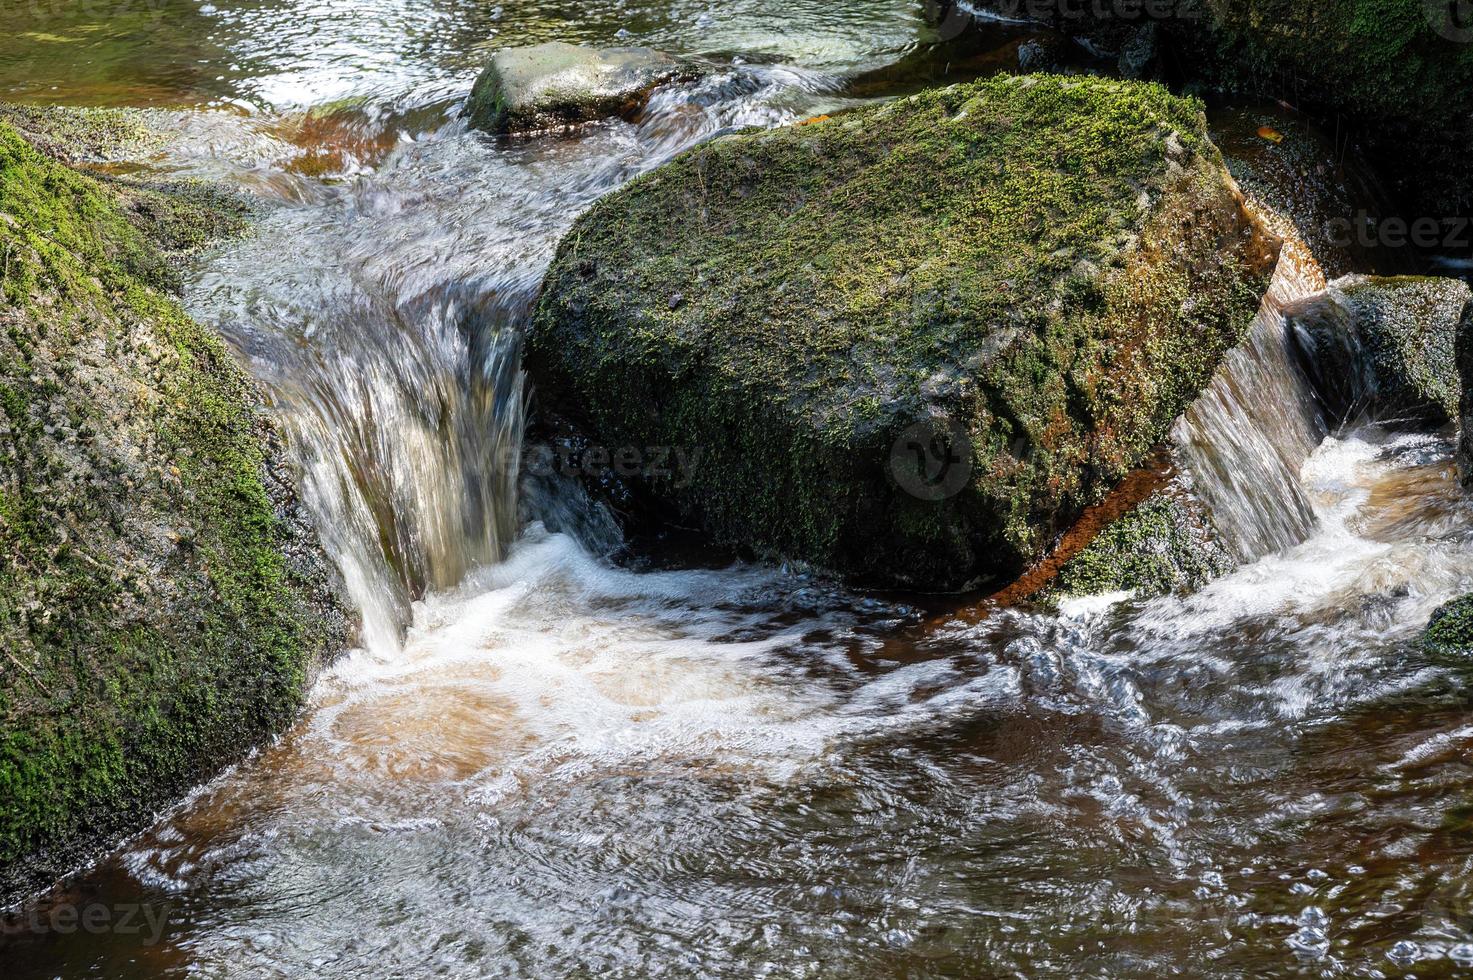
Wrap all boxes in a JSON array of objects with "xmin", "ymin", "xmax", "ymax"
[
  {"xmin": 1170, "ymin": 244, "xmax": 1325, "ymax": 563},
  {"xmin": 6, "ymin": 3, "xmax": 1473, "ymax": 977}
]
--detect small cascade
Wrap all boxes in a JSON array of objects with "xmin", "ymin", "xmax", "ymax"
[
  {"xmin": 185, "ymin": 65, "xmax": 843, "ymax": 651},
  {"xmin": 1170, "ymin": 245, "xmax": 1327, "ymax": 562},
  {"xmin": 238, "ymin": 288, "xmax": 528, "ymax": 652}
]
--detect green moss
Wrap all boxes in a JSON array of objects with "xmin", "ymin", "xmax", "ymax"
[
  {"xmin": 0, "ymin": 122, "xmax": 348, "ymax": 903},
  {"xmin": 529, "ymin": 74, "xmax": 1276, "ymax": 589},
  {"xmin": 1423, "ymin": 594, "xmax": 1473, "ymax": 657},
  {"xmin": 0, "ymin": 103, "xmax": 171, "ymax": 164},
  {"xmin": 1047, "ymin": 490, "xmax": 1234, "ymax": 600},
  {"xmin": 1288, "ymin": 275, "xmax": 1470, "ymax": 426}
]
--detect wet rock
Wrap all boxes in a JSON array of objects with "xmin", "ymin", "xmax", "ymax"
[
  {"xmin": 466, "ymin": 42, "xmax": 703, "ymax": 134},
  {"xmin": 0, "ymin": 123, "xmax": 353, "ymax": 906},
  {"xmin": 967, "ymin": 0, "xmax": 1473, "ymax": 216},
  {"xmin": 1457, "ymin": 300, "xmax": 1473, "ymax": 486},
  {"xmin": 529, "ymin": 75, "xmax": 1278, "ymax": 590},
  {"xmin": 843, "ymin": 10, "xmax": 1060, "ymax": 98},
  {"xmin": 1045, "ymin": 483, "xmax": 1234, "ymax": 602},
  {"xmin": 1423, "ymin": 592, "xmax": 1473, "ymax": 656},
  {"xmin": 1211, "ymin": 107, "xmax": 1414, "ymax": 284},
  {"xmin": 1115, "ymin": 22, "xmax": 1159, "ymax": 79},
  {"xmin": 1287, "ymin": 275, "xmax": 1471, "ymax": 427},
  {"xmin": 0, "ymin": 101, "xmax": 173, "ymax": 163},
  {"xmin": 1016, "ymin": 36, "xmax": 1065, "ymax": 73}
]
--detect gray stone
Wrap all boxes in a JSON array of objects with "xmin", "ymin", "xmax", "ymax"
[
  {"xmin": 1287, "ymin": 275, "xmax": 1470, "ymax": 427},
  {"xmin": 466, "ymin": 42, "xmax": 702, "ymax": 134}
]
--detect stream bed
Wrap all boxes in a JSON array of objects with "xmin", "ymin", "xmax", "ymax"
[{"xmin": 5, "ymin": 2, "xmax": 1473, "ymax": 977}]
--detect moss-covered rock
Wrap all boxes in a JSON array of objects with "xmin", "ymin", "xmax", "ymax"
[
  {"xmin": 1287, "ymin": 275, "xmax": 1470, "ymax": 427},
  {"xmin": 528, "ymin": 74, "xmax": 1278, "ymax": 590},
  {"xmin": 466, "ymin": 42, "xmax": 704, "ymax": 134},
  {"xmin": 1047, "ymin": 483, "xmax": 1234, "ymax": 601},
  {"xmin": 1423, "ymin": 593, "xmax": 1473, "ymax": 657},
  {"xmin": 0, "ymin": 122, "xmax": 352, "ymax": 905},
  {"xmin": 970, "ymin": 0, "xmax": 1473, "ymax": 214},
  {"xmin": 0, "ymin": 102, "xmax": 174, "ymax": 165},
  {"xmin": 1456, "ymin": 299, "xmax": 1473, "ymax": 486}
]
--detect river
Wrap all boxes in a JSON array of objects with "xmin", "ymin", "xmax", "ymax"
[{"xmin": 4, "ymin": 1, "xmax": 1473, "ymax": 976}]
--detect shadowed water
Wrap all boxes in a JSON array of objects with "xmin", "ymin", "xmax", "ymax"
[{"xmin": 4, "ymin": 2, "xmax": 1473, "ymax": 977}]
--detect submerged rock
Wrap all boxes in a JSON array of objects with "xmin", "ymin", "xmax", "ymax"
[
  {"xmin": 466, "ymin": 42, "xmax": 702, "ymax": 134},
  {"xmin": 1287, "ymin": 276, "xmax": 1471, "ymax": 427},
  {"xmin": 529, "ymin": 74, "xmax": 1278, "ymax": 590},
  {"xmin": 0, "ymin": 123, "xmax": 353, "ymax": 905}
]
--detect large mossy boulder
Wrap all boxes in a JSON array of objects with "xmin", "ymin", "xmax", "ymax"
[
  {"xmin": 466, "ymin": 42, "xmax": 701, "ymax": 134},
  {"xmin": 0, "ymin": 123, "xmax": 352, "ymax": 904},
  {"xmin": 1287, "ymin": 275, "xmax": 1470, "ymax": 427},
  {"xmin": 529, "ymin": 74, "xmax": 1278, "ymax": 590}
]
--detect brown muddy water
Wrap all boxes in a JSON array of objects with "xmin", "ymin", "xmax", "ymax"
[{"xmin": 5, "ymin": 2, "xmax": 1473, "ymax": 977}]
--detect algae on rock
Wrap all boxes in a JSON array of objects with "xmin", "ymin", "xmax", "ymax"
[
  {"xmin": 1046, "ymin": 484, "xmax": 1235, "ymax": 602},
  {"xmin": 529, "ymin": 74, "xmax": 1278, "ymax": 590},
  {"xmin": 0, "ymin": 122, "xmax": 352, "ymax": 905},
  {"xmin": 1423, "ymin": 593, "xmax": 1473, "ymax": 657},
  {"xmin": 1288, "ymin": 276, "xmax": 1470, "ymax": 427}
]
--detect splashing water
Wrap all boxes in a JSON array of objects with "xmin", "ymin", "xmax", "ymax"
[{"xmin": 1170, "ymin": 239, "xmax": 1326, "ymax": 562}]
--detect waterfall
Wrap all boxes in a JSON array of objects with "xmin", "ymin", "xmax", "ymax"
[
  {"xmin": 1169, "ymin": 246, "xmax": 1326, "ymax": 562},
  {"xmin": 183, "ymin": 66, "xmax": 838, "ymax": 652},
  {"xmin": 257, "ymin": 289, "xmax": 528, "ymax": 652}
]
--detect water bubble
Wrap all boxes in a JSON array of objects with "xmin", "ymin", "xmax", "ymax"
[
  {"xmin": 1287, "ymin": 906, "xmax": 1331, "ymax": 958},
  {"xmin": 1387, "ymin": 940, "xmax": 1422, "ymax": 965}
]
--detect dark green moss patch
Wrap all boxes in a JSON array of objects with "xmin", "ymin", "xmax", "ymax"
[
  {"xmin": 1423, "ymin": 594, "xmax": 1473, "ymax": 657},
  {"xmin": 1047, "ymin": 486, "xmax": 1234, "ymax": 600}
]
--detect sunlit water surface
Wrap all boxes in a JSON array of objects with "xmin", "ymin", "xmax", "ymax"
[{"xmin": 4, "ymin": 2, "xmax": 1473, "ymax": 977}]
